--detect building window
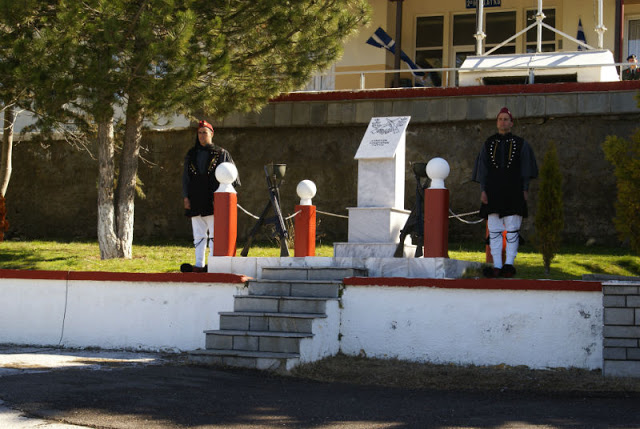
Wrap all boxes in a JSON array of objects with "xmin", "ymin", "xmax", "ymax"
[
  {"xmin": 453, "ymin": 13, "xmax": 477, "ymax": 47},
  {"xmin": 628, "ymin": 18, "xmax": 640, "ymax": 57},
  {"xmin": 525, "ymin": 8, "xmax": 556, "ymax": 52},
  {"xmin": 486, "ymin": 11, "xmax": 517, "ymax": 47},
  {"xmin": 452, "ymin": 11, "xmax": 516, "ymax": 85},
  {"xmin": 415, "ymin": 15, "xmax": 444, "ymax": 86}
]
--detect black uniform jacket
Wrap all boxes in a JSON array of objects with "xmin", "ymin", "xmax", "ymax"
[
  {"xmin": 182, "ymin": 141, "xmax": 240, "ymax": 217},
  {"xmin": 472, "ymin": 133, "xmax": 538, "ymax": 219}
]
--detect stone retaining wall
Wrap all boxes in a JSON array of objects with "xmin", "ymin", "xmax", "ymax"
[
  {"xmin": 603, "ymin": 282, "xmax": 640, "ymax": 377},
  {"xmin": 5, "ymin": 83, "xmax": 640, "ymax": 245}
]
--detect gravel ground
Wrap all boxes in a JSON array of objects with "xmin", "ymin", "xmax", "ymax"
[{"xmin": 291, "ymin": 353, "xmax": 640, "ymax": 394}]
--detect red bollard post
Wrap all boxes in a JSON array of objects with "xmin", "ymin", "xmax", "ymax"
[
  {"xmin": 213, "ymin": 191, "xmax": 237, "ymax": 256},
  {"xmin": 294, "ymin": 205, "xmax": 316, "ymax": 257},
  {"xmin": 423, "ymin": 158, "xmax": 450, "ymax": 258},
  {"xmin": 213, "ymin": 162, "xmax": 238, "ymax": 257},
  {"xmin": 423, "ymin": 188, "xmax": 449, "ymax": 258},
  {"xmin": 294, "ymin": 180, "xmax": 317, "ymax": 257}
]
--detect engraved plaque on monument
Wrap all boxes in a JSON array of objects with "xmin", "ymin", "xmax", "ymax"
[{"xmin": 355, "ymin": 116, "xmax": 410, "ymax": 208}]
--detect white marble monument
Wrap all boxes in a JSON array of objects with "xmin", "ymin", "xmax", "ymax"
[{"xmin": 334, "ymin": 117, "xmax": 414, "ymax": 258}]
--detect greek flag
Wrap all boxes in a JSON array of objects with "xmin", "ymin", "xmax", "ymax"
[
  {"xmin": 577, "ymin": 18, "xmax": 587, "ymax": 51},
  {"xmin": 366, "ymin": 27, "xmax": 424, "ymax": 78}
]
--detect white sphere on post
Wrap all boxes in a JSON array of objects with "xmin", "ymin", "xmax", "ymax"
[
  {"xmin": 426, "ymin": 157, "xmax": 450, "ymax": 189},
  {"xmin": 215, "ymin": 162, "xmax": 238, "ymax": 193},
  {"xmin": 296, "ymin": 180, "xmax": 317, "ymax": 205}
]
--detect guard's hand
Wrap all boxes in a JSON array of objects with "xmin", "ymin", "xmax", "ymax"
[
  {"xmin": 523, "ymin": 190, "xmax": 528, "ymax": 201},
  {"xmin": 184, "ymin": 197, "xmax": 191, "ymax": 210},
  {"xmin": 481, "ymin": 191, "xmax": 488, "ymax": 205}
]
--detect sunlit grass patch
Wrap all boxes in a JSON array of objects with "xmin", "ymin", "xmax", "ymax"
[{"xmin": 0, "ymin": 239, "xmax": 638, "ymax": 279}]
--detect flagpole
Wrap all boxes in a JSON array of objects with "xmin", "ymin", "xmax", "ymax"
[
  {"xmin": 615, "ymin": 0, "xmax": 623, "ymax": 63},
  {"xmin": 595, "ymin": 0, "xmax": 607, "ymax": 49},
  {"xmin": 475, "ymin": 0, "xmax": 485, "ymax": 55},
  {"xmin": 391, "ymin": 0, "xmax": 404, "ymax": 87},
  {"xmin": 536, "ymin": 0, "xmax": 545, "ymax": 53}
]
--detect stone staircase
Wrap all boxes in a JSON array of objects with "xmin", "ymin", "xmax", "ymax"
[{"xmin": 189, "ymin": 266, "xmax": 367, "ymax": 372}]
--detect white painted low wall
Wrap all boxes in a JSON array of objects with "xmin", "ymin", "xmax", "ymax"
[
  {"xmin": 0, "ymin": 271, "xmax": 603, "ymax": 370},
  {"xmin": 340, "ymin": 279, "xmax": 603, "ymax": 370},
  {"xmin": 0, "ymin": 272, "xmax": 245, "ymax": 352}
]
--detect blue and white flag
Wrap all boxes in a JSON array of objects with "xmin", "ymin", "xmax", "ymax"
[
  {"xmin": 366, "ymin": 27, "xmax": 424, "ymax": 78},
  {"xmin": 577, "ymin": 18, "xmax": 587, "ymax": 50}
]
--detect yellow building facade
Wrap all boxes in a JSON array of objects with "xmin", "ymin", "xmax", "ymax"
[{"xmin": 330, "ymin": 0, "xmax": 640, "ymax": 89}]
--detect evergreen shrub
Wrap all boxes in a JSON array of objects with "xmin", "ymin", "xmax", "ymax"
[
  {"xmin": 602, "ymin": 130, "xmax": 640, "ymax": 254},
  {"xmin": 535, "ymin": 141, "xmax": 564, "ymax": 274}
]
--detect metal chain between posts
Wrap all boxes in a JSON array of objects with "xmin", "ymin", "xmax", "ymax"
[
  {"xmin": 237, "ymin": 203, "xmax": 349, "ymax": 220},
  {"xmin": 285, "ymin": 210, "xmax": 301, "ymax": 220},
  {"xmin": 236, "ymin": 203, "xmax": 260, "ymax": 220},
  {"xmin": 316, "ymin": 210, "xmax": 349, "ymax": 219},
  {"xmin": 449, "ymin": 209, "xmax": 484, "ymax": 224},
  {"xmin": 241, "ymin": 203, "xmax": 479, "ymax": 224}
]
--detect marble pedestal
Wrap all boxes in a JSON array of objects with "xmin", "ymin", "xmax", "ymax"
[
  {"xmin": 347, "ymin": 207, "xmax": 410, "ymax": 243},
  {"xmin": 334, "ymin": 207, "xmax": 413, "ymax": 258}
]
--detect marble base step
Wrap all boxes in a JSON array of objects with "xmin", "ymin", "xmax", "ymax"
[
  {"xmin": 334, "ymin": 242, "xmax": 416, "ymax": 258},
  {"xmin": 261, "ymin": 267, "xmax": 368, "ymax": 281}
]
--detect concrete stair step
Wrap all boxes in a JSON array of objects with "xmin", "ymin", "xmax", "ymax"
[
  {"xmin": 233, "ymin": 295, "xmax": 331, "ymax": 314},
  {"xmin": 261, "ymin": 266, "xmax": 368, "ymax": 281},
  {"xmin": 189, "ymin": 349, "xmax": 300, "ymax": 373},
  {"xmin": 192, "ymin": 265, "xmax": 351, "ymax": 374},
  {"xmin": 219, "ymin": 311, "xmax": 325, "ymax": 333},
  {"xmin": 205, "ymin": 329, "xmax": 312, "ymax": 353},
  {"xmin": 248, "ymin": 279, "xmax": 341, "ymax": 298},
  {"xmin": 204, "ymin": 329, "xmax": 312, "ymax": 338}
]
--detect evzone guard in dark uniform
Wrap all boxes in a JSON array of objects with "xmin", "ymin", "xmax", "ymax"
[
  {"xmin": 182, "ymin": 120, "xmax": 239, "ymax": 272},
  {"xmin": 472, "ymin": 107, "xmax": 538, "ymax": 278}
]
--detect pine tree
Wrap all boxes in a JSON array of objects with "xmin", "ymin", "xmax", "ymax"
[
  {"xmin": 535, "ymin": 142, "xmax": 564, "ymax": 274},
  {"xmin": 2, "ymin": 0, "xmax": 370, "ymax": 258}
]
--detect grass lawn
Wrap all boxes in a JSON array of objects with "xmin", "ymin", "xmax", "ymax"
[{"xmin": 0, "ymin": 239, "xmax": 639, "ymax": 280}]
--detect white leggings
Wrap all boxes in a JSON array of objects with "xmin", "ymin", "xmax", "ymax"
[
  {"xmin": 191, "ymin": 215, "xmax": 214, "ymax": 268},
  {"xmin": 487, "ymin": 214, "xmax": 522, "ymax": 269}
]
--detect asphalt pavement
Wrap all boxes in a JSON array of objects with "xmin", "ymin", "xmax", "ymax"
[{"xmin": 0, "ymin": 345, "xmax": 639, "ymax": 429}]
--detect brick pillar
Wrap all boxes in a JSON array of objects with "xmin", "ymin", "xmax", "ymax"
[{"xmin": 603, "ymin": 283, "xmax": 640, "ymax": 378}]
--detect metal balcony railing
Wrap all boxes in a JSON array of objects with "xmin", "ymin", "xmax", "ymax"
[{"xmin": 298, "ymin": 60, "xmax": 630, "ymax": 92}]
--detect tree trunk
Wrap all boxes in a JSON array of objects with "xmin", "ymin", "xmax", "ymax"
[
  {"xmin": 1, "ymin": 105, "xmax": 15, "ymax": 198},
  {"xmin": 96, "ymin": 119, "xmax": 120, "ymax": 259},
  {"xmin": 116, "ymin": 96, "xmax": 144, "ymax": 259}
]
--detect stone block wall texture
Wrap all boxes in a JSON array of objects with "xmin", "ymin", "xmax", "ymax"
[
  {"xmin": 603, "ymin": 283, "xmax": 640, "ymax": 378},
  {"xmin": 4, "ymin": 87, "xmax": 640, "ymax": 246}
]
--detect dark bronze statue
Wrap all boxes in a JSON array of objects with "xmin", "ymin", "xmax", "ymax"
[
  {"xmin": 394, "ymin": 162, "xmax": 428, "ymax": 258},
  {"xmin": 241, "ymin": 164, "xmax": 290, "ymax": 257}
]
